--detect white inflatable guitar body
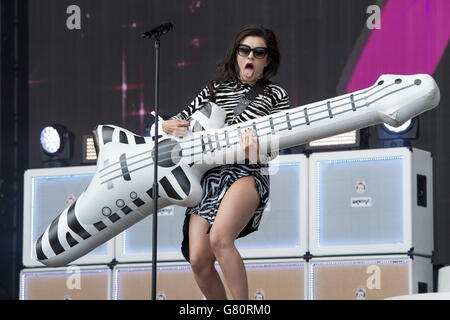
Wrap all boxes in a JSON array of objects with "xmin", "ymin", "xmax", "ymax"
[{"xmin": 35, "ymin": 74, "xmax": 440, "ymax": 266}]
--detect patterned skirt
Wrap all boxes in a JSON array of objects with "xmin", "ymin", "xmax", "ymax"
[{"xmin": 181, "ymin": 163, "xmax": 270, "ymax": 262}]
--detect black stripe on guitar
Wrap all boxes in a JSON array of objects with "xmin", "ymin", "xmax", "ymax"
[
  {"xmin": 160, "ymin": 176, "xmax": 182, "ymax": 200},
  {"xmin": 66, "ymin": 232, "xmax": 78, "ymax": 247},
  {"xmin": 35, "ymin": 234, "xmax": 48, "ymax": 260},
  {"xmin": 120, "ymin": 153, "xmax": 131, "ymax": 181},
  {"xmin": 67, "ymin": 202, "xmax": 91, "ymax": 240},
  {"xmin": 172, "ymin": 166, "xmax": 191, "ymax": 195},
  {"xmin": 48, "ymin": 216, "xmax": 65, "ymax": 255}
]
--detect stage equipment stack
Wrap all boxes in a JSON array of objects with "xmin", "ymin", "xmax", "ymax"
[{"xmin": 307, "ymin": 147, "xmax": 434, "ymax": 299}]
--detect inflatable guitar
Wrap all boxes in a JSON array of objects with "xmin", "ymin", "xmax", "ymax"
[{"xmin": 35, "ymin": 74, "xmax": 440, "ymax": 267}]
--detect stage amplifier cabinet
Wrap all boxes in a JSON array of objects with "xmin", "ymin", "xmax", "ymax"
[
  {"xmin": 219, "ymin": 259, "xmax": 307, "ymax": 300},
  {"xmin": 115, "ymin": 154, "xmax": 308, "ymax": 262},
  {"xmin": 22, "ymin": 166, "xmax": 115, "ymax": 267},
  {"xmin": 308, "ymin": 255, "xmax": 432, "ymax": 300},
  {"xmin": 113, "ymin": 259, "xmax": 306, "ymax": 300},
  {"xmin": 309, "ymin": 147, "xmax": 433, "ymax": 256},
  {"xmin": 112, "ymin": 262, "xmax": 203, "ymax": 300},
  {"xmin": 20, "ymin": 265, "xmax": 111, "ymax": 300}
]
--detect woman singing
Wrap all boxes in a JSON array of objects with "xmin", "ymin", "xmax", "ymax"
[{"xmin": 162, "ymin": 25, "xmax": 290, "ymax": 299}]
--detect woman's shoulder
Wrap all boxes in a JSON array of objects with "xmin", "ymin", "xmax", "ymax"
[{"xmin": 265, "ymin": 82, "xmax": 289, "ymax": 99}]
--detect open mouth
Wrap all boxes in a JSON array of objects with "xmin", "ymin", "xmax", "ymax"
[{"xmin": 244, "ymin": 62, "xmax": 255, "ymax": 78}]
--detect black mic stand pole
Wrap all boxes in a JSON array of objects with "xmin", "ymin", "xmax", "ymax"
[
  {"xmin": 151, "ymin": 34, "xmax": 160, "ymax": 301},
  {"xmin": 142, "ymin": 33, "xmax": 161, "ymax": 301},
  {"xmin": 142, "ymin": 21, "xmax": 172, "ymax": 301}
]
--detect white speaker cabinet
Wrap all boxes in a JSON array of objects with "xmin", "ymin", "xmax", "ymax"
[
  {"xmin": 114, "ymin": 154, "xmax": 309, "ymax": 262},
  {"xmin": 113, "ymin": 258, "xmax": 306, "ymax": 300},
  {"xmin": 112, "ymin": 262, "xmax": 202, "ymax": 300},
  {"xmin": 219, "ymin": 259, "xmax": 307, "ymax": 300},
  {"xmin": 308, "ymin": 255, "xmax": 432, "ymax": 300},
  {"xmin": 19, "ymin": 265, "xmax": 111, "ymax": 300},
  {"xmin": 22, "ymin": 166, "xmax": 115, "ymax": 267},
  {"xmin": 309, "ymin": 147, "xmax": 433, "ymax": 256}
]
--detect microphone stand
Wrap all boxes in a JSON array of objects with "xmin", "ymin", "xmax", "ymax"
[
  {"xmin": 141, "ymin": 32, "xmax": 162, "ymax": 301},
  {"xmin": 151, "ymin": 34, "xmax": 160, "ymax": 301},
  {"xmin": 142, "ymin": 21, "xmax": 172, "ymax": 301}
]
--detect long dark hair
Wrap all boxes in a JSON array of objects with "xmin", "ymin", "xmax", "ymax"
[{"xmin": 207, "ymin": 25, "xmax": 281, "ymax": 101}]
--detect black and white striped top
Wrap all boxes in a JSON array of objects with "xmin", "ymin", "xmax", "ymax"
[
  {"xmin": 177, "ymin": 80, "xmax": 291, "ymax": 261},
  {"xmin": 172, "ymin": 80, "xmax": 290, "ymax": 125}
]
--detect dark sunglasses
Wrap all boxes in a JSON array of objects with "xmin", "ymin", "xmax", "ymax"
[{"xmin": 237, "ymin": 44, "xmax": 268, "ymax": 59}]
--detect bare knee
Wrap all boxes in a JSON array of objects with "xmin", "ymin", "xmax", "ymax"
[
  {"xmin": 209, "ymin": 230, "xmax": 234, "ymax": 258},
  {"xmin": 189, "ymin": 251, "xmax": 215, "ymax": 276}
]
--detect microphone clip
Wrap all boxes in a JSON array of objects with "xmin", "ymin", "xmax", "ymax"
[{"xmin": 141, "ymin": 22, "xmax": 173, "ymax": 40}]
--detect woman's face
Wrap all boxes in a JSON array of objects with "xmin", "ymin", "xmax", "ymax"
[{"xmin": 236, "ymin": 36, "xmax": 269, "ymax": 84}]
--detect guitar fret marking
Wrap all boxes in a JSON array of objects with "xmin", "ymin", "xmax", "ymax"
[
  {"xmin": 200, "ymin": 135, "xmax": 206, "ymax": 153},
  {"xmin": 252, "ymin": 122, "xmax": 258, "ymax": 137},
  {"xmin": 269, "ymin": 117, "xmax": 275, "ymax": 134},
  {"xmin": 286, "ymin": 113, "xmax": 292, "ymax": 130},
  {"xmin": 215, "ymin": 132, "xmax": 221, "ymax": 150},
  {"xmin": 304, "ymin": 108, "xmax": 310, "ymax": 125},
  {"xmin": 224, "ymin": 130, "xmax": 230, "ymax": 147},
  {"xmin": 350, "ymin": 94, "xmax": 356, "ymax": 111},
  {"xmin": 327, "ymin": 101, "xmax": 333, "ymax": 119},
  {"xmin": 207, "ymin": 134, "xmax": 213, "ymax": 152}
]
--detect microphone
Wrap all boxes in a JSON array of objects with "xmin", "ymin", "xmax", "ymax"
[{"xmin": 141, "ymin": 22, "xmax": 173, "ymax": 39}]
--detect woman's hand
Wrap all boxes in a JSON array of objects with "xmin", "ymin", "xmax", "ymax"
[
  {"xmin": 239, "ymin": 128, "xmax": 260, "ymax": 163},
  {"xmin": 162, "ymin": 119, "xmax": 191, "ymax": 138}
]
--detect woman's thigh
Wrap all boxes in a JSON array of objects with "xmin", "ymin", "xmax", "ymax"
[
  {"xmin": 210, "ymin": 175, "xmax": 261, "ymax": 245},
  {"xmin": 188, "ymin": 214, "xmax": 215, "ymax": 267}
]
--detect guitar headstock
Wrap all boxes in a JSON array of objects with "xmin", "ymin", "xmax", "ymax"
[{"xmin": 367, "ymin": 74, "xmax": 440, "ymax": 127}]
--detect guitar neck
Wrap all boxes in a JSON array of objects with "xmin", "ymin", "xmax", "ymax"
[{"xmin": 178, "ymin": 74, "xmax": 439, "ymax": 165}]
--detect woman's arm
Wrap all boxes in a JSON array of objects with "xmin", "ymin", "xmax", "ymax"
[
  {"xmin": 258, "ymin": 85, "xmax": 291, "ymax": 164},
  {"xmin": 154, "ymin": 85, "xmax": 211, "ymax": 137},
  {"xmin": 170, "ymin": 86, "xmax": 211, "ymax": 120}
]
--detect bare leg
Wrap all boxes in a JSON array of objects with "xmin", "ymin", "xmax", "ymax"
[
  {"xmin": 209, "ymin": 175, "xmax": 261, "ymax": 300},
  {"xmin": 188, "ymin": 214, "xmax": 227, "ymax": 300}
]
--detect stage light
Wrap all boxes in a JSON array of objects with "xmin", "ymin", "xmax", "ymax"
[
  {"xmin": 303, "ymin": 129, "xmax": 368, "ymax": 153},
  {"xmin": 82, "ymin": 134, "xmax": 97, "ymax": 164},
  {"xmin": 309, "ymin": 130, "xmax": 358, "ymax": 148},
  {"xmin": 40, "ymin": 126, "xmax": 62, "ymax": 154},
  {"xmin": 376, "ymin": 117, "xmax": 419, "ymax": 148},
  {"xmin": 40, "ymin": 124, "xmax": 73, "ymax": 164},
  {"xmin": 382, "ymin": 119, "xmax": 412, "ymax": 133}
]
